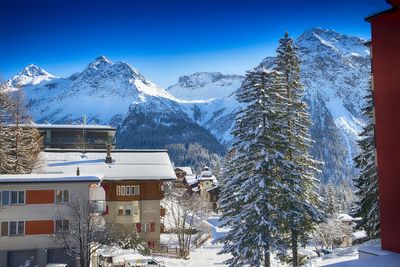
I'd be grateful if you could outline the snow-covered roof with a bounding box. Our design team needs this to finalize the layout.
[96,245,151,265]
[185,175,198,186]
[175,167,194,175]
[192,187,200,192]
[206,185,220,192]
[37,150,176,181]
[34,123,116,131]
[338,213,361,222]
[352,230,367,240]
[0,173,102,183]
[4,123,116,131]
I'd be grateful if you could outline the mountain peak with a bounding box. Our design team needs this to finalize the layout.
[296,28,369,57]
[21,64,53,78]
[8,64,55,87]
[88,55,113,69]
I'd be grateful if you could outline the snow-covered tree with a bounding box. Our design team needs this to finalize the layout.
[352,79,380,239]
[0,90,42,174]
[274,32,322,266]
[0,87,11,173]
[313,217,353,250]
[321,182,342,216]
[219,69,290,267]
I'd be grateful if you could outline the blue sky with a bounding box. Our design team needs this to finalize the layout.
[0,0,389,87]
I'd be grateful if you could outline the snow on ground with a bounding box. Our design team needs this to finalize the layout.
[156,214,370,267]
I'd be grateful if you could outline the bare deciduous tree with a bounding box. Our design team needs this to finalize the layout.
[53,195,113,267]
[313,217,353,251]
[167,193,211,258]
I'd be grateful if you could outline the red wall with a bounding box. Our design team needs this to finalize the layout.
[369,5,400,253]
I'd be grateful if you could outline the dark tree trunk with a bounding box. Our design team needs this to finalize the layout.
[292,229,299,267]
[264,245,270,267]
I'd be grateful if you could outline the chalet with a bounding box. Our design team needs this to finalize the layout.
[37,147,176,251]
[0,173,104,267]
[197,166,218,200]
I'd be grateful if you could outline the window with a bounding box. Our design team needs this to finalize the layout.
[133,185,140,195]
[10,191,24,204]
[9,221,24,236]
[142,223,150,232]
[126,186,131,195]
[133,205,139,215]
[116,186,121,196]
[118,207,124,216]
[55,190,69,203]
[1,191,9,205]
[125,208,131,216]
[55,220,69,233]
[120,186,125,196]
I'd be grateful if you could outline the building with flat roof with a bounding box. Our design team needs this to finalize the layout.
[0,173,104,267]
[33,123,116,149]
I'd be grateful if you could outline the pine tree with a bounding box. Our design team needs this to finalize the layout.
[219,69,289,267]
[1,90,42,174]
[274,32,322,266]
[353,78,380,239]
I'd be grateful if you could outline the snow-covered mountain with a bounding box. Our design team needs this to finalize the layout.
[3,28,370,183]
[2,56,225,162]
[7,64,55,89]
[169,28,371,183]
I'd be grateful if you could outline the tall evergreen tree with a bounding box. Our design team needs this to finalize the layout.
[219,69,289,267]
[274,32,322,266]
[353,79,380,239]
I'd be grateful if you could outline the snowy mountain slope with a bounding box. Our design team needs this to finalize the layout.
[2,56,225,158]
[167,72,243,100]
[168,28,370,183]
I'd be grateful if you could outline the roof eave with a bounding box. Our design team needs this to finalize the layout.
[365,7,397,22]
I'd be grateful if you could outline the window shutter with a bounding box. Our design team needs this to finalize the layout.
[150,223,155,232]
[1,222,8,236]
[104,205,109,215]
[136,223,142,233]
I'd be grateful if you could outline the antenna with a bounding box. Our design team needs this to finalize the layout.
[82,115,87,153]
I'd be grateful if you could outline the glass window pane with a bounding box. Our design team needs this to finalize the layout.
[56,190,62,203]
[126,186,130,195]
[18,221,24,234]
[1,191,9,205]
[56,220,63,232]
[121,186,125,196]
[125,208,131,216]
[10,222,16,235]
[11,191,18,204]
[63,220,69,231]
[63,190,69,203]
[18,191,25,204]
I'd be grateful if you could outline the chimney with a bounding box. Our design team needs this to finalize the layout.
[105,143,112,164]
[76,167,80,176]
